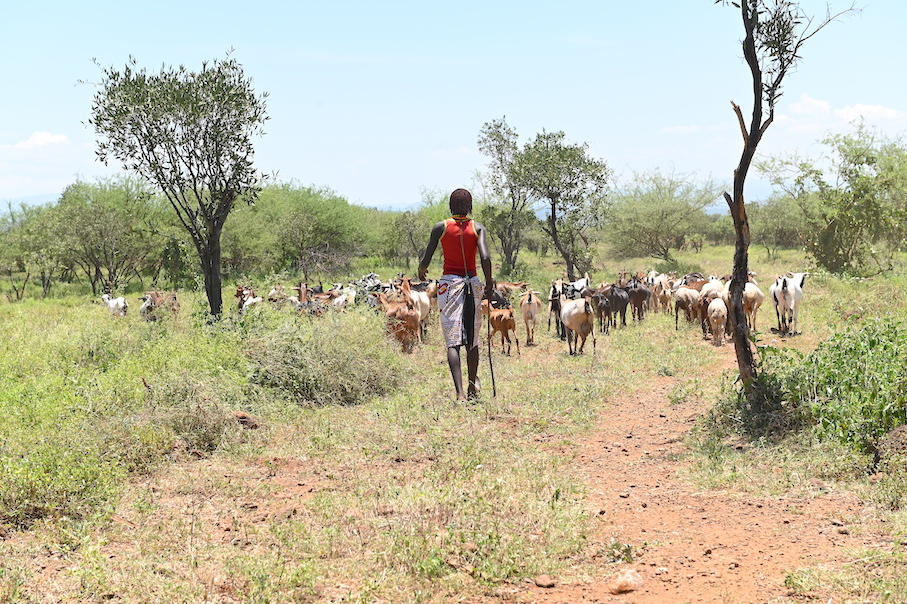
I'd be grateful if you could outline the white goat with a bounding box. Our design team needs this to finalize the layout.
[332,286,358,312]
[100,293,129,317]
[559,293,596,355]
[519,290,542,346]
[708,298,728,346]
[410,288,431,341]
[769,272,808,336]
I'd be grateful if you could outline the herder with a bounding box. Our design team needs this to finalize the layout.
[418,188,494,400]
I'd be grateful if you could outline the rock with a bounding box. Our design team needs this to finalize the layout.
[608,568,644,594]
[534,574,556,588]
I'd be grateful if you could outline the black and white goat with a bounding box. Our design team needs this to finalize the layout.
[769,272,808,336]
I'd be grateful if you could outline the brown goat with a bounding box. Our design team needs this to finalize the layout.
[488,307,520,356]
[378,278,420,353]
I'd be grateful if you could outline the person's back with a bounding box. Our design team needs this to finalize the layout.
[439,216,478,277]
[418,189,494,400]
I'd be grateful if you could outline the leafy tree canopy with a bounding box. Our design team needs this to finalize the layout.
[88,52,268,315]
[608,171,720,262]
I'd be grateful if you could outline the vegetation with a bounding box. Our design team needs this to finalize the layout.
[608,170,719,262]
[517,130,611,281]
[3,11,906,596]
[476,118,537,276]
[1,236,907,601]
[759,124,907,275]
[88,53,269,316]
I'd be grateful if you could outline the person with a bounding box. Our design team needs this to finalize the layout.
[418,188,494,400]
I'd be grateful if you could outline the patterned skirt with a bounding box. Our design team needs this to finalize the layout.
[438,275,483,349]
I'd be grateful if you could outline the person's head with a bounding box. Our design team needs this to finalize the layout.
[449,188,473,216]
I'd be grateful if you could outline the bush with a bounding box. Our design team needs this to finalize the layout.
[245,310,403,406]
[712,319,907,453]
[0,435,122,527]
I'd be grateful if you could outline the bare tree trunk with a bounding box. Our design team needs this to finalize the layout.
[726,189,757,386]
[200,224,224,317]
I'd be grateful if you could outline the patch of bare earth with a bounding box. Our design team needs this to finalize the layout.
[521,342,875,604]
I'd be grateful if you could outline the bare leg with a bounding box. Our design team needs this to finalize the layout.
[447,346,466,400]
[466,344,480,398]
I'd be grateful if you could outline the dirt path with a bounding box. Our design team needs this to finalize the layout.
[522,343,873,604]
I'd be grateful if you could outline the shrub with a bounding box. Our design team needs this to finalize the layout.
[712,319,907,453]
[0,435,122,527]
[245,310,402,406]
[790,319,907,453]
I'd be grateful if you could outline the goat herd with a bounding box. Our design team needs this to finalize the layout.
[96,269,809,356]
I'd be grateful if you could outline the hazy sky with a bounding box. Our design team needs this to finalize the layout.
[2,1,904,210]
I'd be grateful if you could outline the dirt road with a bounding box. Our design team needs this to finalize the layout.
[523,345,872,603]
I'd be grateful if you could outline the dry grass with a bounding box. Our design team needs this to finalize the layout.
[4,246,907,602]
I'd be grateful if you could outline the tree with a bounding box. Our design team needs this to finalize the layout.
[759,124,907,274]
[747,192,807,261]
[476,118,536,275]
[274,185,367,280]
[54,177,164,294]
[718,0,856,386]
[517,130,610,281]
[608,171,719,262]
[88,53,269,316]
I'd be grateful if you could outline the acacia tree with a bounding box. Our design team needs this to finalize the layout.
[89,54,269,316]
[719,0,855,386]
[517,130,610,281]
[477,117,536,275]
[609,171,719,262]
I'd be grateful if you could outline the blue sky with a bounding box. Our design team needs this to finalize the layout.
[2,1,904,210]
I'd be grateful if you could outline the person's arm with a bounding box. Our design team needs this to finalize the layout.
[475,222,494,298]
[418,221,445,281]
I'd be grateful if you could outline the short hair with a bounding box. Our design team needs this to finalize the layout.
[449,188,473,215]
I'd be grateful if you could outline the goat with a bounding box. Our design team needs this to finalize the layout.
[564,273,592,299]
[235,285,263,316]
[708,298,728,346]
[559,292,596,355]
[289,283,322,316]
[139,291,180,321]
[519,290,542,346]
[770,272,808,336]
[673,286,700,329]
[331,285,358,312]
[489,306,520,355]
[409,287,431,342]
[100,293,128,317]
[627,277,651,321]
[650,273,672,313]
[377,278,420,353]
[607,286,630,328]
[722,279,765,331]
[547,279,566,340]
[590,285,612,334]
[267,284,288,303]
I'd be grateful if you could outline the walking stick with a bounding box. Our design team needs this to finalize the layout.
[486,293,497,397]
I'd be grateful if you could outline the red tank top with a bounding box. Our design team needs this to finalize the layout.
[440,217,478,276]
